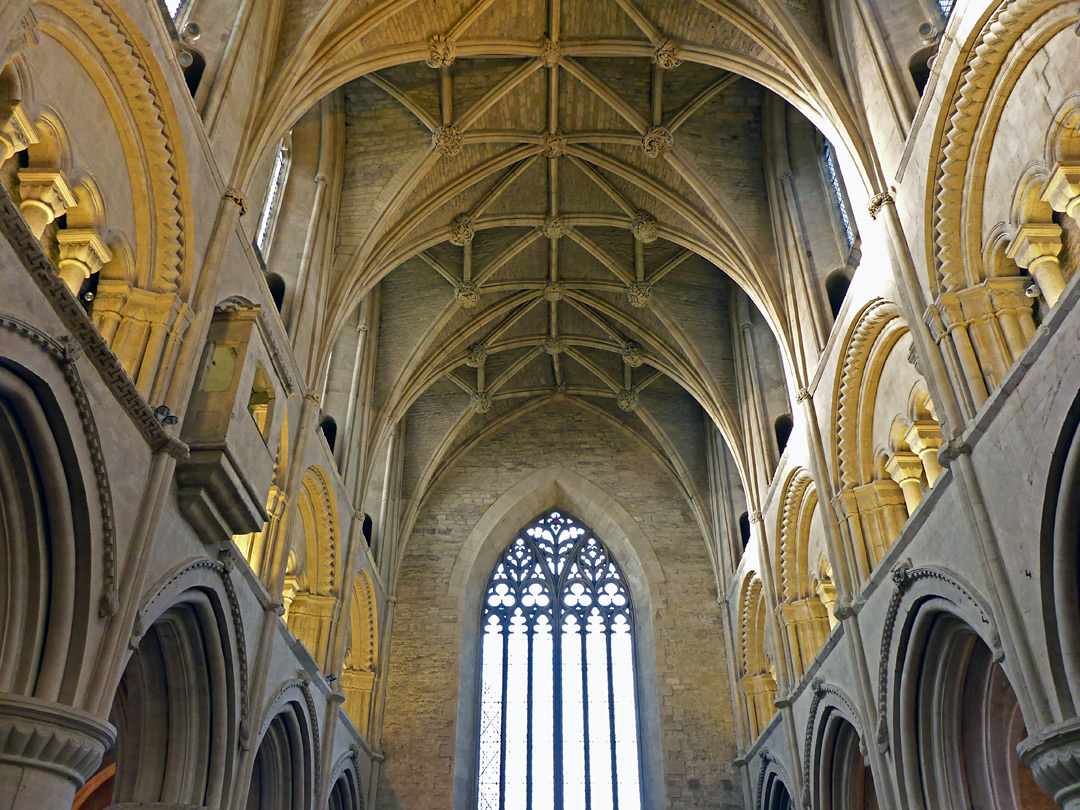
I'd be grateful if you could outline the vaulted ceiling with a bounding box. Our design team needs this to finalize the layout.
[252,0,856,553]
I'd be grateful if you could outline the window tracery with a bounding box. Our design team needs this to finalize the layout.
[477,511,642,810]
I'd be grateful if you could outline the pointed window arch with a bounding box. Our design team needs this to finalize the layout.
[254,136,292,260]
[477,510,643,810]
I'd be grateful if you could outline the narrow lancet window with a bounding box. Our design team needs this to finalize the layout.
[254,138,291,259]
[937,0,956,17]
[823,142,854,248]
[478,511,642,810]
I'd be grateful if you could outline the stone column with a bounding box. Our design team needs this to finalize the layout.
[0,694,114,810]
[884,451,925,514]
[1007,224,1066,307]
[287,592,337,668]
[17,169,75,238]
[341,668,375,737]
[1019,718,1080,809]
[1042,164,1080,221]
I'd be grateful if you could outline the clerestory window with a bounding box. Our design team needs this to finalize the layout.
[823,141,855,248]
[254,137,292,260]
[937,0,956,17]
[477,511,642,810]
[162,0,189,20]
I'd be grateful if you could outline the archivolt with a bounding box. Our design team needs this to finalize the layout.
[775,468,816,601]
[298,465,339,594]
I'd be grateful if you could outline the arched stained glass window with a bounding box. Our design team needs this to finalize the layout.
[478,511,642,810]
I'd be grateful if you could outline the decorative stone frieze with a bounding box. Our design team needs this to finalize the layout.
[642,125,673,158]
[0,694,115,806]
[426,34,455,68]
[17,169,76,238]
[454,280,480,308]
[55,228,111,294]
[1006,223,1066,306]
[630,209,659,243]
[627,282,653,308]
[449,214,475,246]
[652,38,682,69]
[432,124,464,157]
[0,100,38,165]
[621,342,645,367]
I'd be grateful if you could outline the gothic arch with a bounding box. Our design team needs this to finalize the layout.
[805,682,879,810]
[449,466,665,810]
[739,574,777,741]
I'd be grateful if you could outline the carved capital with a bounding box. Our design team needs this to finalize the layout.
[1007,223,1066,305]
[748,510,763,524]
[1018,719,1080,808]
[1042,164,1080,220]
[0,100,39,164]
[867,191,894,220]
[795,387,811,403]
[56,228,112,294]
[17,169,76,238]
[0,694,115,787]
[223,187,247,216]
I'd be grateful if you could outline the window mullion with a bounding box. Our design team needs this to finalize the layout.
[606,623,619,810]
[499,621,510,810]
[553,604,563,810]
[526,621,534,810]
[581,618,592,810]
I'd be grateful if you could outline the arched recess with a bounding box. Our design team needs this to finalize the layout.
[739,574,777,742]
[20,0,194,399]
[759,755,795,810]
[806,687,879,810]
[0,337,106,705]
[774,468,831,681]
[447,466,665,810]
[327,764,362,810]
[246,687,318,810]
[1041,385,1080,718]
[109,563,243,808]
[884,568,1054,810]
[832,299,944,586]
[342,570,378,737]
[286,466,340,669]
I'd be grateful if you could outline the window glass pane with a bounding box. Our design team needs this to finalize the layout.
[824,142,854,247]
[255,142,289,254]
[479,511,642,810]
[163,0,186,19]
[938,0,955,16]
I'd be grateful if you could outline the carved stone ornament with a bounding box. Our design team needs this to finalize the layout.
[449,214,476,246]
[748,510,763,524]
[891,560,913,586]
[630,210,659,243]
[867,191,895,220]
[224,187,247,216]
[432,124,464,157]
[543,282,564,302]
[796,387,811,402]
[542,337,566,356]
[652,38,683,69]
[0,693,116,787]
[541,129,566,158]
[622,342,645,367]
[426,33,455,68]
[627,282,653,308]
[465,342,488,367]
[540,37,561,68]
[542,214,567,239]
[642,125,674,159]
[617,389,639,412]
[1019,717,1080,808]
[470,391,493,414]
[454,281,480,308]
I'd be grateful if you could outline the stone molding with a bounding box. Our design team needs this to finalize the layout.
[0,694,115,786]
[0,187,188,461]
[802,679,864,797]
[0,313,119,615]
[1019,717,1080,808]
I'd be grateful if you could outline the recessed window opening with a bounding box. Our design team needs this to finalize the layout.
[254,138,291,259]
[266,273,286,311]
[182,50,205,97]
[826,272,851,319]
[738,512,751,550]
[319,415,337,454]
[823,142,854,248]
[247,363,275,441]
[774,414,793,456]
[477,511,643,810]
